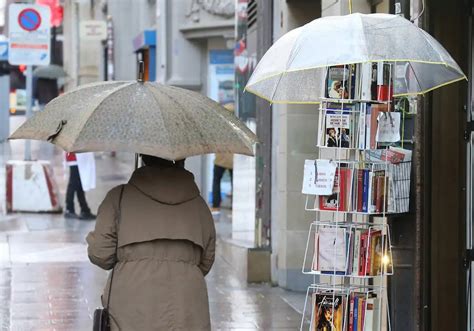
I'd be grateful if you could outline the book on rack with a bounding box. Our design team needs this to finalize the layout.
[311,292,345,331]
[348,294,381,331]
[312,232,320,271]
[352,230,362,275]
[364,297,381,331]
[353,229,391,277]
[319,168,353,211]
[320,105,359,149]
[357,103,367,150]
[363,147,412,213]
[311,226,391,277]
[318,227,348,274]
[363,146,411,164]
[326,65,356,100]
[325,112,351,148]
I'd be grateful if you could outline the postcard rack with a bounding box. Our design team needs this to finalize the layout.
[300,62,412,331]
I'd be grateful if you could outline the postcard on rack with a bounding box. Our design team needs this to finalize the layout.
[302,160,337,196]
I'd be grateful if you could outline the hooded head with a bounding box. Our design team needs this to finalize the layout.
[129,155,199,205]
[141,154,185,168]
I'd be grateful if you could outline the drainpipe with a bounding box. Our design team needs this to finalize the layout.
[410,0,429,330]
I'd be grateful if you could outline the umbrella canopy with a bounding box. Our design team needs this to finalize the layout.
[245,13,466,104]
[33,64,67,79]
[10,81,257,160]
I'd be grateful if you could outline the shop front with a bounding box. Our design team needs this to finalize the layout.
[133,30,156,82]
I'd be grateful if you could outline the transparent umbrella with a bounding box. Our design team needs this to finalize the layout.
[10,79,257,160]
[245,13,467,104]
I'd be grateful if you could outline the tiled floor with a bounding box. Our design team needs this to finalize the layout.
[0,119,304,330]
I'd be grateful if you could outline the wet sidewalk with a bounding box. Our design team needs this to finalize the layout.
[0,119,303,330]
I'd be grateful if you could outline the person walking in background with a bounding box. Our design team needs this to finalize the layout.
[33,77,59,111]
[87,155,215,330]
[212,153,233,213]
[65,152,96,220]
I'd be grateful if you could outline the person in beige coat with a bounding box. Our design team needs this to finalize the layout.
[86,155,216,331]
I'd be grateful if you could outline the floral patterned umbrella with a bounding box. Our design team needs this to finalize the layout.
[10,80,257,160]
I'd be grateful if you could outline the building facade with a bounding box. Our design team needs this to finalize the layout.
[238,1,474,331]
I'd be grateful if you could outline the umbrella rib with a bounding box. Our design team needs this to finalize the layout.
[160,86,212,154]
[143,84,176,157]
[358,14,371,63]
[268,27,307,102]
[166,86,255,152]
[418,29,446,64]
[71,82,135,151]
[407,61,424,93]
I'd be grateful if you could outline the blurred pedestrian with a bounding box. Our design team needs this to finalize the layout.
[87,155,215,330]
[211,103,234,213]
[65,152,96,220]
[211,153,233,212]
[33,77,59,111]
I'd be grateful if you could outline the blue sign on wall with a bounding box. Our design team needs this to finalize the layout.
[0,41,8,61]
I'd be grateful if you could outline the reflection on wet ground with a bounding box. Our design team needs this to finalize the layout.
[0,123,303,330]
[0,212,303,331]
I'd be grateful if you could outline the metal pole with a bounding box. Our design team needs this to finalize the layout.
[24,65,33,161]
[0,73,10,142]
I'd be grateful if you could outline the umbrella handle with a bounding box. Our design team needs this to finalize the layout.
[47,120,67,142]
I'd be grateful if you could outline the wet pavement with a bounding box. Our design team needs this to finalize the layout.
[0,116,303,331]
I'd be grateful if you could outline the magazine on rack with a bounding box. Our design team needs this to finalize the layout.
[312,292,345,331]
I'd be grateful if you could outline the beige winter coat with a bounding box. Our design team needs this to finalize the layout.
[86,166,216,331]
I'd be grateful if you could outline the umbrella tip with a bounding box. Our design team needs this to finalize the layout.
[137,61,145,82]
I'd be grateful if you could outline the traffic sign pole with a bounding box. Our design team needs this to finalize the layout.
[0,73,9,143]
[24,65,33,161]
[0,40,9,143]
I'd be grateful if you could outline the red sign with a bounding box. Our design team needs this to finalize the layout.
[36,0,63,27]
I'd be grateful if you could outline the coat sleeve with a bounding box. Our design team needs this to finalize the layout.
[86,186,122,270]
[198,200,216,276]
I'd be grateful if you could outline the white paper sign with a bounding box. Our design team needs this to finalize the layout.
[80,21,107,41]
[376,112,401,143]
[302,159,337,195]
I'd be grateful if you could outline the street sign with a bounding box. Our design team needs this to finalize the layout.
[0,41,8,61]
[18,8,42,31]
[79,20,107,41]
[8,4,51,66]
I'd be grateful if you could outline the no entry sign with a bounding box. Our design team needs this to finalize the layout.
[8,4,51,66]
